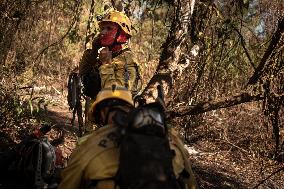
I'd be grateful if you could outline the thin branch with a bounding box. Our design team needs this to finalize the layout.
[224,138,249,153]
[252,166,284,189]
[233,26,256,69]
[32,0,81,65]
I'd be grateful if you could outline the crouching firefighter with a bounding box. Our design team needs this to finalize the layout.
[79,10,141,132]
[58,87,198,189]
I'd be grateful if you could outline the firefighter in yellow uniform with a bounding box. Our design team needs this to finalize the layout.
[59,87,198,189]
[79,10,140,132]
[79,10,140,97]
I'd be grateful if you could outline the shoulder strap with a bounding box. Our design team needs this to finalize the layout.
[34,142,44,188]
[112,48,130,59]
[122,52,141,95]
[67,72,81,110]
[123,56,130,89]
[112,48,131,89]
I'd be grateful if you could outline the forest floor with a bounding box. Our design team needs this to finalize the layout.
[1,88,284,189]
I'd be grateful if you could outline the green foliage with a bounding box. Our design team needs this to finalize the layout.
[0,86,25,128]
[68,28,81,43]
[0,80,51,129]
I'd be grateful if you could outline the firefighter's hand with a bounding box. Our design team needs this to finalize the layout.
[92,36,102,51]
[98,47,112,64]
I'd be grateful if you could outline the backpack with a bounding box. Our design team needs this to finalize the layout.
[0,125,62,189]
[67,72,82,109]
[17,138,56,188]
[81,71,101,99]
[115,101,182,189]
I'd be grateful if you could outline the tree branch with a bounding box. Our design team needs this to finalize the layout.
[247,16,284,85]
[168,92,267,117]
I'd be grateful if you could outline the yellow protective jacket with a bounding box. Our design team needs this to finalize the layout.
[79,47,140,96]
[99,49,140,94]
[58,125,197,189]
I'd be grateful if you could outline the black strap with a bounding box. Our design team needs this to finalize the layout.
[132,63,142,95]
[34,142,44,188]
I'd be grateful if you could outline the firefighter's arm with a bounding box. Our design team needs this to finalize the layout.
[98,47,112,64]
[79,35,103,76]
[58,149,87,189]
[170,129,198,189]
[79,49,98,76]
[98,47,125,88]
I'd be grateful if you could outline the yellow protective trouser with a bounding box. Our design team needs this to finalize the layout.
[84,97,96,133]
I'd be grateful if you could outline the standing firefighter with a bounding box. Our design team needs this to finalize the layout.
[79,10,141,99]
[80,10,141,132]
[58,87,198,189]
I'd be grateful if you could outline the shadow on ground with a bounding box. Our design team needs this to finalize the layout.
[193,163,246,189]
[45,109,81,133]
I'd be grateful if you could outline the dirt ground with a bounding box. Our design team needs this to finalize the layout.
[1,93,283,189]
